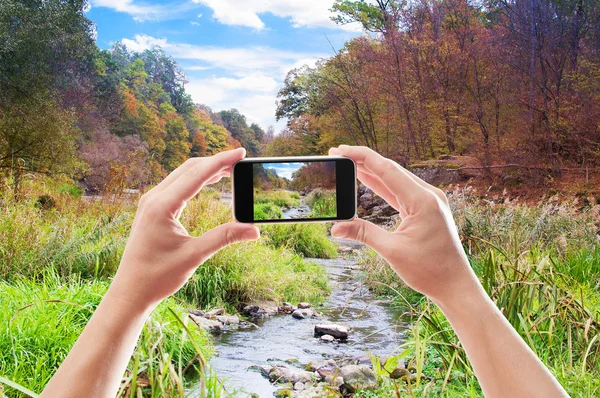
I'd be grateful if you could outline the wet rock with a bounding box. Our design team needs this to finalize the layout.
[358,192,374,209]
[297,302,312,309]
[324,375,344,388]
[389,368,410,380]
[189,314,223,333]
[215,315,239,325]
[248,365,271,378]
[269,366,314,384]
[279,302,295,313]
[242,302,279,318]
[188,309,204,317]
[314,324,349,340]
[320,334,335,342]
[315,359,338,379]
[204,308,225,318]
[339,365,378,393]
[292,308,318,319]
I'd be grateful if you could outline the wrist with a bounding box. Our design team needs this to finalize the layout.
[432,280,495,322]
[105,279,158,318]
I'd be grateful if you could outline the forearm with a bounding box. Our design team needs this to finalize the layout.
[435,284,568,398]
[41,285,154,398]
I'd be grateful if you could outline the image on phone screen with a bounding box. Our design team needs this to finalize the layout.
[253,161,337,221]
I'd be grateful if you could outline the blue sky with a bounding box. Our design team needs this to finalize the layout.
[263,162,303,179]
[87,0,362,131]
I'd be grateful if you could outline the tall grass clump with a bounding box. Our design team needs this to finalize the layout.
[0,271,214,397]
[254,190,299,209]
[306,189,337,218]
[262,223,338,259]
[356,192,600,396]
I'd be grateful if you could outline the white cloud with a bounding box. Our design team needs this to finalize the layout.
[122,34,326,129]
[192,0,362,32]
[90,0,193,22]
[122,34,326,73]
[190,21,200,26]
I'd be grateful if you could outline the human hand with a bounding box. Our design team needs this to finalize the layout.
[108,148,260,313]
[329,145,483,306]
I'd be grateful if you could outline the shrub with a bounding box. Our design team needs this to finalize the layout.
[254,202,282,221]
[262,223,338,259]
[0,271,211,397]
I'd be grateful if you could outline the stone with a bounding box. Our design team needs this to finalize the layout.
[298,302,312,309]
[315,360,338,378]
[389,368,410,380]
[242,302,279,318]
[324,375,344,388]
[215,315,239,325]
[359,192,374,209]
[294,382,305,391]
[248,365,271,378]
[339,365,378,393]
[189,314,223,333]
[204,308,225,318]
[292,308,315,319]
[279,302,295,313]
[269,366,314,384]
[314,324,349,340]
[320,334,335,342]
[188,309,204,317]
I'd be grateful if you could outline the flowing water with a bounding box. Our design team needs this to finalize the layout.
[205,239,406,397]
[281,198,312,219]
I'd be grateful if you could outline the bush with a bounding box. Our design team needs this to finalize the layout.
[263,223,338,259]
[306,189,336,218]
[356,194,600,397]
[254,190,299,209]
[0,271,211,397]
[254,202,283,221]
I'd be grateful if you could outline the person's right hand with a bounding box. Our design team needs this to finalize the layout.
[329,145,484,306]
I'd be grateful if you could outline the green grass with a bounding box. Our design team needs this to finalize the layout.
[253,202,283,221]
[262,223,338,259]
[306,189,337,218]
[0,270,213,397]
[356,194,600,397]
[254,190,300,209]
[0,179,334,396]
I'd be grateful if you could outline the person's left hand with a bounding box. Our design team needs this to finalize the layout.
[108,148,260,313]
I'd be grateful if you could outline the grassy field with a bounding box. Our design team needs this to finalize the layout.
[354,190,600,397]
[0,179,334,397]
[253,189,337,221]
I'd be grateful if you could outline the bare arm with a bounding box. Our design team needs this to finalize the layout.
[41,148,260,398]
[329,145,567,398]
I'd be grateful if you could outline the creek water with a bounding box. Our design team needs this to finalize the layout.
[281,197,311,219]
[204,238,406,397]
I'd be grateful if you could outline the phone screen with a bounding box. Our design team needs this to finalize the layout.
[253,161,337,221]
[233,156,356,223]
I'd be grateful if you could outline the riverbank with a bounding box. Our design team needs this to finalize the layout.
[0,184,335,397]
[204,242,406,397]
[353,188,600,396]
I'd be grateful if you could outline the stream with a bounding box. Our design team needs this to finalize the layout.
[281,197,312,219]
[205,238,406,397]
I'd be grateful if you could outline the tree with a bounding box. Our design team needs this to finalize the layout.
[0,0,95,191]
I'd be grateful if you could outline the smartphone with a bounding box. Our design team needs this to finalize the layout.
[232,156,357,223]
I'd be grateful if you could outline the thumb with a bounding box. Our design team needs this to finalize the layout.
[332,218,393,256]
[186,222,260,267]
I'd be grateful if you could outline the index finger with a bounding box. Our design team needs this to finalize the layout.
[162,148,246,210]
[333,145,424,208]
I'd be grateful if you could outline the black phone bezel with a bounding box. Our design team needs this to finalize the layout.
[233,157,356,223]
